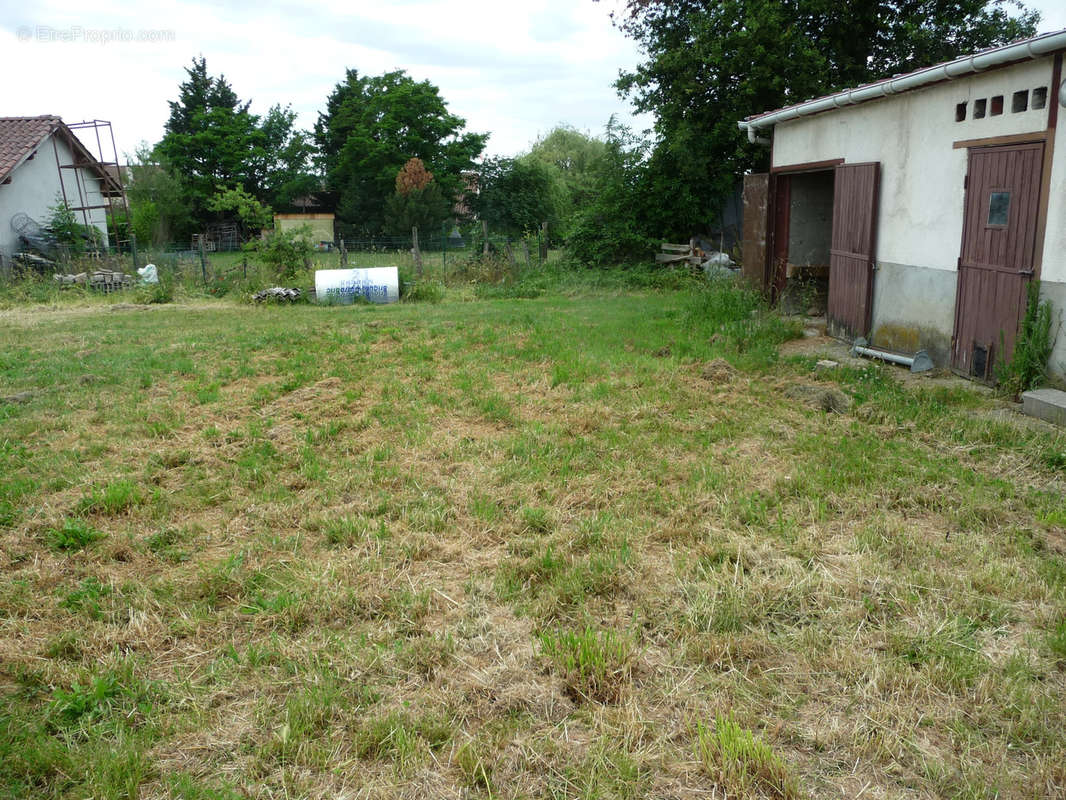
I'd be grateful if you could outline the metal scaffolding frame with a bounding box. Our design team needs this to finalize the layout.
[50,119,129,255]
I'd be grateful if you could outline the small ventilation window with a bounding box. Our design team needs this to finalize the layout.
[1012,90,1029,113]
[1033,86,1048,109]
[991,95,1004,115]
[956,101,968,122]
[988,191,1010,227]
[973,98,987,118]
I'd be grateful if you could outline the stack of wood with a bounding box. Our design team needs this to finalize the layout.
[656,239,737,272]
[656,239,707,267]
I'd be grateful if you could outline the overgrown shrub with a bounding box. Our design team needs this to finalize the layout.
[134,266,174,304]
[683,276,802,365]
[47,202,103,258]
[249,225,314,280]
[401,279,445,303]
[999,280,1056,398]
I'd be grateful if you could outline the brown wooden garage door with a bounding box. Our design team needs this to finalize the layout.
[827,163,880,339]
[951,142,1044,379]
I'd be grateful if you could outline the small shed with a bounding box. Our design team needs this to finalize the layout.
[739,29,1066,381]
[274,213,335,246]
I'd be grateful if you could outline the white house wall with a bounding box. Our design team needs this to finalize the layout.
[0,133,110,265]
[1040,93,1066,376]
[771,56,1059,369]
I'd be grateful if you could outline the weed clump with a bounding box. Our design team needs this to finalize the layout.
[45,518,105,551]
[696,714,803,799]
[539,628,633,703]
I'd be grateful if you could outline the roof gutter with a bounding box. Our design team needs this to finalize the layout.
[739,29,1066,142]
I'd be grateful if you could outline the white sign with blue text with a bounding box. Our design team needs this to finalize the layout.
[315,267,399,304]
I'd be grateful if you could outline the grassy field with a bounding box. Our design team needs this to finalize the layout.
[1,276,1065,799]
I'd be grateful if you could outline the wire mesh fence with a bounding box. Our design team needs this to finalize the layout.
[2,223,558,295]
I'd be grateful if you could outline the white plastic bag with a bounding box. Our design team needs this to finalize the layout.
[137,264,159,284]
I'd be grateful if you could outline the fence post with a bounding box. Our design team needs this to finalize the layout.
[441,224,447,277]
[340,238,348,268]
[482,220,489,256]
[539,221,548,265]
[504,238,516,269]
[412,225,423,278]
[522,238,531,270]
[242,255,247,279]
[130,232,138,273]
[198,236,207,286]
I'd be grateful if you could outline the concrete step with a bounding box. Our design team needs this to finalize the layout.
[1021,388,1066,427]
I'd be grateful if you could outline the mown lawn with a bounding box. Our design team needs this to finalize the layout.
[1,280,1065,799]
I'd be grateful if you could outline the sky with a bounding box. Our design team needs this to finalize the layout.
[1,0,1065,166]
[0,0,651,163]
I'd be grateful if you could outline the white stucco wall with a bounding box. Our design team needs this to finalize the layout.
[0,133,110,264]
[1041,96,1066,284]
[772,57,1057,274]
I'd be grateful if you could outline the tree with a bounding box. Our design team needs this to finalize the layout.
[609,0,1041,237]
[251,105,318,210]
[126,143,194,245]
[384,158,451,234]
[523,126,606,230]
[315,69,487,232]
[207,187,273,239]
[473,157,563,238]
[156,57,265,224]
[566,119,658,266]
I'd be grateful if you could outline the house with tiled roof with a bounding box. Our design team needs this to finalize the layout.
[0,116,124,267]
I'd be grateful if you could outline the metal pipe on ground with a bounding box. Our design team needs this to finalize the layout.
[850,338,934,373]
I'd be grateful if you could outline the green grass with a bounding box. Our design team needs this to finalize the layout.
[1,268,1064,797]
[44,518,105,551]
[696,714,802,799]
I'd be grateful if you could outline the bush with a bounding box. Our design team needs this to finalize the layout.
[250,225,314,280]
[401,279,445,303]
[999,280,1056,398]
[134,267,174,304]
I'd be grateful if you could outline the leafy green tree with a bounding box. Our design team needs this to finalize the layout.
[126,143,194,245]
[252,105,318,210]
[566,119,658,266]
[315,69,487,232]
[207,187,273,239]
[474,157,562,237]
[384,158,451,235]
[523,126,606,232]
[157,57,265,224]
[610,0,1041,237]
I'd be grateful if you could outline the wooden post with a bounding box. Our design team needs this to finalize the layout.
[130,232,138,272]
[482,220,489,256]
[198,235,207,286]
[504,239,516,269]
[242,255,247,279]
[521,238,531,269]
[340,238,348,268]
[412,225,423,277]
[539,221,549,264]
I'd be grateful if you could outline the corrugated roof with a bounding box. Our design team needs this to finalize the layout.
[0,115,61,184]
[741,29,1066,129]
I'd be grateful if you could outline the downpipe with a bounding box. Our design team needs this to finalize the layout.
[851,338,934,373]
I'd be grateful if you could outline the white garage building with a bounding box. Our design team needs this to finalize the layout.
[739,29,1066,381]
